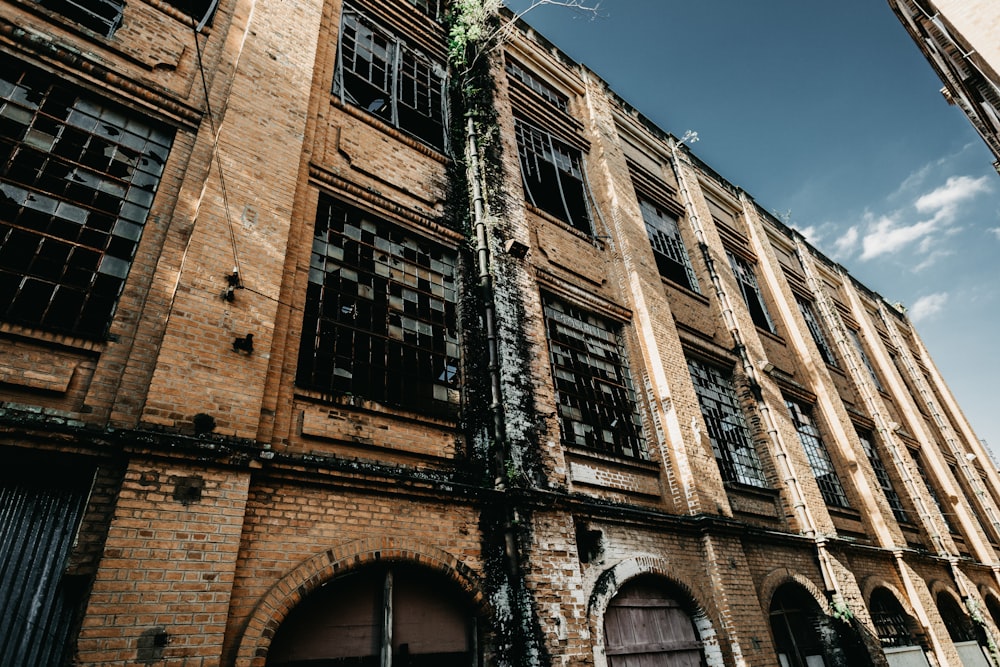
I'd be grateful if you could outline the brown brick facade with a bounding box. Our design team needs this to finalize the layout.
[1,0,999,666]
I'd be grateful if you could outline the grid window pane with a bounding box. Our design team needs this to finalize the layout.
[786,400,850,508]
[296,196,460,416]
[727,250,774,332]
[514,119,592,234]
[37,0,125,37]
[505,59,569,111]
[687,358,768,487]
[849,328,885,392]
[639,198,699,293]
[0,56,173,338]
[543,296,645,459]
[335,9,446,151]
[870,589,918,648]
[796,297,837,367]
[858,430,909,523]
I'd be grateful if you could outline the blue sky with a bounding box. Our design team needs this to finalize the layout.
[505,0,1000,456]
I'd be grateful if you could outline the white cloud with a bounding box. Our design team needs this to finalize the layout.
[833,225,859,258]
[856,175,991,262]
[990,227,1000,241]
[791,224,822,246]
[859,215,937,260]
[914,175,991,221]
[908,292,949,322]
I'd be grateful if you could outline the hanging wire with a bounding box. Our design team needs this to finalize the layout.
[189,9,243,284]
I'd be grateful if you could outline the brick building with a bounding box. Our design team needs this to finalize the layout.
[2,0,1000,666]
[887,0,1000,172]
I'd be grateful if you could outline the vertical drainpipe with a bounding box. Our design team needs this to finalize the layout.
[466,114,520,582]
[667,142,846,609]
[792,237,949,666]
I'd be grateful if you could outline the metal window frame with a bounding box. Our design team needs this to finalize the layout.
[542,295,646,459]
[786,400,851,508]
[334,7,448,151]
[858,430,909,523]
[514,118,593,234]
[0,58,172,339]
[296,195,460,416]
[639,197,699,293]
[687,357,768,488]
[726,250,775,332]
[796,296,837,367]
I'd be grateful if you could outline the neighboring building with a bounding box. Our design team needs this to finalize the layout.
[2,1,1000,666]
[887,0,1000,172]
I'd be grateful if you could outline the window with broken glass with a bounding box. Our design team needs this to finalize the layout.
[333,7,448,151]
[687,358,768,488]
[0,58,173,339]
[543,296,645,459]
[35,0,125,37]
[405,0,441,20]
[786,400,850,508]
[858,429,909,523]
[639,198,699,293]
[796,296,837,367]
[848,328,885,392]
[296,195,460,416]
[914,453,958,534]
[505,58,569,112]
[726,250,774,333]
[514,119,592,234]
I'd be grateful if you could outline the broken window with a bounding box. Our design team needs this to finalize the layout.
[515,119,592,234]
[334,7,448,151]
[786,400,850,508]
[35,0,125,37]
[796,297,837,367]
[914,453,958,534]
[858,429,909,523]
[406,0,441,20]
[848,328,885,392]
[869,588,920,649]
[639,198,699,293]
[505,58,569,112]
[726,250,774,332]
[687,357,768,488]
[0,57,173,339]
[296,195,460,416]
[543,295,645,459]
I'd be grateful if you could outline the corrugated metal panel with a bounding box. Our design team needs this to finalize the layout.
[0,471,90,667]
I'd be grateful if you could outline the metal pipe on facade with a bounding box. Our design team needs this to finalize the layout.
[667,142,846,600]
[465,115,508,486]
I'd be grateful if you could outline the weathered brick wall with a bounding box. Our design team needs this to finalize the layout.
[76,459,250,664]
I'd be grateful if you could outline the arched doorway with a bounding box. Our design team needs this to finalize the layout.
[602,576,706,666]
[769,583,831,667]
[868,587,928,666]
[266,563,478,666]
[936,591,989,667]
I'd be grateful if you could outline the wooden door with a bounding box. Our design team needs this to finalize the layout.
[604,580,703,667]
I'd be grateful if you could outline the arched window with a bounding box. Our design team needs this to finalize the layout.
[870,588,919,648]
[935,590,994,667]
[266,564,477,667]
[603,577,705,666]
[769,584,830,667]
[936,591,976,643]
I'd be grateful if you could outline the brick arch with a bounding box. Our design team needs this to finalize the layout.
[233,536,485,667]
[587,556,725,667]
[758,567,831,615]
[927,577,962,605]
[860,575,919,618]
